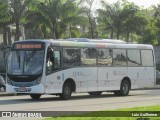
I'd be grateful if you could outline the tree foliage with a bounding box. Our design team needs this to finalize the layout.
[0,0,160,44]
[0,0,11,45]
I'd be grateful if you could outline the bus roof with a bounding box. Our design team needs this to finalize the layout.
[13,39,153,50]
[65,38,126,44]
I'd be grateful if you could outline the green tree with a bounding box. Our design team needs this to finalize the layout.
[78,0,97,38]
[56,0,79,38]
[152,4,160,44]
[97,0,124,39]
[0,0,11,45]
[140,20,157,44]
[97,0,146,41]
[61,0,88,38]
[31,0,85,39]
[141,5,160,45]
[24,0,50,39]
[122,2,147,42]
[9,0,30,41]
[36,0,64,39]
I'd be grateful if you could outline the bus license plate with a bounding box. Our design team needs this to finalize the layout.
[18,87,27,92]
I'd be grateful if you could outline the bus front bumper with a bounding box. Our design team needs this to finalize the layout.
[6,83,45,94]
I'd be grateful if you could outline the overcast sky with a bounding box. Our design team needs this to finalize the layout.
[93,0,160,9]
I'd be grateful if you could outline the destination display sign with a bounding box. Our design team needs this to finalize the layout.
[13,43,44,50]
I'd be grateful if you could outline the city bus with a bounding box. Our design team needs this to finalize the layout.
[6,39,155,100]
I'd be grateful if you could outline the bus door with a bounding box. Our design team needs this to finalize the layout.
[128,67,142,89]
[127,50,142,89]
[97,48,113,91]
[140,50,155,87]
[81,48,98,92]
[87,67,98,91]
[128,49,155,88]
[45,47,62,93]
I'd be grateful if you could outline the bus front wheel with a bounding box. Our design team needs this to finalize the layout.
[114,80,130,96]
[30,94,41,100]
[59,83,72,100]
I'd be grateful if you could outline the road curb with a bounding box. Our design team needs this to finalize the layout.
[0,92,17,97]
[141,86,160,90]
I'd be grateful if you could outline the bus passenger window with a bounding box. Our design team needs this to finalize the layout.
[98,49,112,66]
[81,48,97,66]
[63,48,80,67]
[113,49,127,66]
[54,51,61,69]
[127,50,141,66]
[141,50,154,67]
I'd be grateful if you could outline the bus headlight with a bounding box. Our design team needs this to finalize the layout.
[35,77,42,85]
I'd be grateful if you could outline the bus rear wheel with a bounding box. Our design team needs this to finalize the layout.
[88,91,102,96]
[59,83,72,100]
[114,80,130,96]
[30,94,41,100]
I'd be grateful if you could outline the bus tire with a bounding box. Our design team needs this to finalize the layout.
[59,83,72,100]
[114,80,130,96]
[30,94,41,100]
[88,91,102,96]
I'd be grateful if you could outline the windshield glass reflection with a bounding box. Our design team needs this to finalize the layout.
[8,50,44,75]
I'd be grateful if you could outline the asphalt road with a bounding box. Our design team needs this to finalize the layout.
[0,89,160,118]
[0,89,160,111]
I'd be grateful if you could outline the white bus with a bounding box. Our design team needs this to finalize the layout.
[6,39,155,100]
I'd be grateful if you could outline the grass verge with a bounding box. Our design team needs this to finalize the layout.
[43,105,160,120]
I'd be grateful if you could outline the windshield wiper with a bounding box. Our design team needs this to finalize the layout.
[16,51,21,68]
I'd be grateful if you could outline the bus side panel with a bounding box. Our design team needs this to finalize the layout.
[98,67,127,91]
[45,72,64,93]
[128,67,155,89]
[140,67,155,88]
[45,67,98,93]
[64,67,98,92]
[85,67,98,92]
[128,67,142,89]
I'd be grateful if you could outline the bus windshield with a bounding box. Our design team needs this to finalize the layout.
[8,50,44,75]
